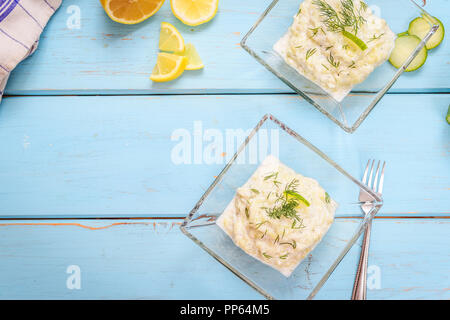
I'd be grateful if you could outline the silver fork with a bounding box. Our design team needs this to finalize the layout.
[351,160,385,300]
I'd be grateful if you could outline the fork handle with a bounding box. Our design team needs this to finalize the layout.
[352,220,372,300]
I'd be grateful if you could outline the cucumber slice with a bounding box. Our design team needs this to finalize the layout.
[447,105,450,125]
[389,35,427,72]
[408,16,445,49]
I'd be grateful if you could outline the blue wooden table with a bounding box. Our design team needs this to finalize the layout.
[0,0,449,299]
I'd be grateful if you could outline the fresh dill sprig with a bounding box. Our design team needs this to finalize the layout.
[359,1,368,12]
[266,198,298,220]
[255,220,267,229]
[327,52,340,68]
[313,0,368,50]
[292,219,306,229]
[245,207,249,218]
[264,172,278,181]
[309,26,325,38]
[322,63,329,71]
[280,239,297,249]
[262,252,272,259]
[279,254,289,259]
[325,192,331,204]
[341,0,366,34]
[348,61,356,68]
[250,188,259,194]
[264,178,309,224]
[274,234,280,244]
[260,229,267,239]
[305,48,317,61]
[368,33,385,42]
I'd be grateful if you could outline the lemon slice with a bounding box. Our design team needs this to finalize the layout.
[150,52,188,82]
[170,0,219,26]
[100,0,165,25]
[179,43,204,70]
[159,22,185,53]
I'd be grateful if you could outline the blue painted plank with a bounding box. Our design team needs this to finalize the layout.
[4,0,450,95]
[0,94,448,218]
[0,218,447,299]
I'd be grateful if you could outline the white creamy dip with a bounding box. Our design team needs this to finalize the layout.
[217,155,338,277]
[274,0,395,102]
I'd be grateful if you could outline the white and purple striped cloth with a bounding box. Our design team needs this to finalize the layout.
[0,0,61,101]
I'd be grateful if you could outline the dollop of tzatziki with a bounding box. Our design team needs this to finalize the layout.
[217,155,338,277]
[274,0,395,102]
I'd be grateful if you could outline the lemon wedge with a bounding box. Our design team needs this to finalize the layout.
[159,22,185,53]
[100,0,165,25]
[150,52,187,82]
[179,43,204,70]
[170,0,219,26]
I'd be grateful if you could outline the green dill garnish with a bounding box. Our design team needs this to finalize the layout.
[327,52,340,68]
[274,234,280,244]
[297,7,302,16]
[255,221,267,229]
[245,207,249,218]
[264,172,278,181]
[282,228,286,239]
[295,45,303,49]
[279,254,289,259]
[264,178,309,234]
[368,33,384,42]
[325,192,331,204]
[262,252,272,259]
[280,240,297,249]
[292,219,306,229]
[273,180,281,187]
[342,44,349,50]
[313,0,368,50]
[261,229,267,239]
[266,199,298,220]
[360,1,368,12]
[250,188,260,194]
[309,27,325,37]
[309,27,320,37]
[348,60,356,68]
[325,45,333,50]
[305,48,317,61]
[322,63,329,71]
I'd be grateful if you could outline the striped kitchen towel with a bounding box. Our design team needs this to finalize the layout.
[0,0,61,101]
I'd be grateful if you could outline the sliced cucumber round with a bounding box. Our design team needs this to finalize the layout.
[447,104,450,125]
[389,35,428,72]
[408,16,445,50]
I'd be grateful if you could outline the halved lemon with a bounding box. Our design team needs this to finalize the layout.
[170,0,219,26]
[159,22,185,53]
[150,52,188,82]
[100,0,165,25]
[179,43,204,70]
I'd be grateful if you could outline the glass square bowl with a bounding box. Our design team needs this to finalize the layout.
[241,0,439,133]
[181,114,383,300]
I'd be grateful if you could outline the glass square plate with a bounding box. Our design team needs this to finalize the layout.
[181,114,383,300]
[241,0,439,133]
